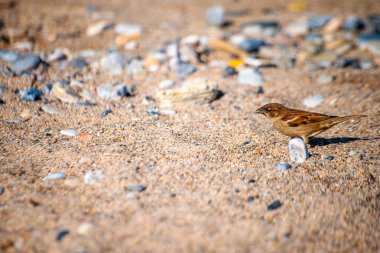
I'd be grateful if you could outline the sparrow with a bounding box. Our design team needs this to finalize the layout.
[255,103,366,143]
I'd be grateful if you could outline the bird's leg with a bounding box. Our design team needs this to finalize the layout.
[302,136,309,144]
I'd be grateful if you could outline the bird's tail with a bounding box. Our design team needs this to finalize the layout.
[328,115,366,125]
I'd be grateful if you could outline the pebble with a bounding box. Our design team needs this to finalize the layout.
[223,66,238,77]
[284,20,308,37]
[0,186,4,195]
[127,185,146,192]
[11,54,41,74]
[160,108,177,116]
[128,58,144,76]
[147,106,160,116]
[206,6,225,26]
[348,150,357,156]
[41,104,63,115]
[0,99,4,105]
[159,80,175,89]
[124,41,138,50]
[289,138,309,163]
[242,21,279,37]
[50,82,81,104]
[70,57,88,69]
[303,94,324,108]
[77,223,94,235]
[96,83,132,100]
[325,156,334,161]
[175,61,196,76]
[238,68,263,86]
[60,129,78,136]
[342,16,366,31]
[84,170,105,184]
[142,96,155,105]
[0,85,7,94]
[267,200,282,211]
[239,39,265,52]
[14,41,33,51]
[86,20,113,36]
[247,196,255,203]
[308,16,332,30]
[274,162,292,171]
[360,59,373,69]
[0,66,14,77]
[114,24,142,36]
[43,172,67,180]
[101,109,112,118]
[47,49,67,62]
[20,87,43,101]
[56,229,69,241]
[317,74,334,84]
[0,50,20,62]
[101,52,129,75]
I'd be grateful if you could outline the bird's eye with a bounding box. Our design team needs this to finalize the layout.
[266,108,272,111]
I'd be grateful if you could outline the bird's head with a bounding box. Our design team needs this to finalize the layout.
[255,103,285,118]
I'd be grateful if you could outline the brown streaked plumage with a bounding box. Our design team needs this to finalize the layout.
[255,103,366,143]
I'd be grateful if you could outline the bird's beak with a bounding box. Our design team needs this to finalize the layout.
[255,108,265,114]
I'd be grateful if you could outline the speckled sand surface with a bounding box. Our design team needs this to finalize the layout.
[0,0,380,252]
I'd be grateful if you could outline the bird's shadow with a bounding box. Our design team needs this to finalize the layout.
[309,137,376,147]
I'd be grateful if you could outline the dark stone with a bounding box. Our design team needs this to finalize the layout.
[223,66,238,77]
[325,156,334,161]
[0,99,4,105]
[248,179,255,184]
[247,196,255,203]
[20,87,43,101]
[56,229,69,241]
[341,16,366,31]
[101,109,112,118]
[0,186,4,195]
[267,200,282,211]
[239,39,265,52]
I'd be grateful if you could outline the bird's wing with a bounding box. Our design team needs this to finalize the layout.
[281,110,336,127]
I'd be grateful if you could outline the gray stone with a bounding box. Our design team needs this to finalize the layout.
[274,162,292,171]
[0,186,4,195]
[0,85,6,94]
[289,138,309,163]
[239,39,265,52]
[43,172,67,180]
[114,24,142,35]
[84,170,105,184]
[238,68,263,86]
[317,74,334,84]
[175,62,196,76]
[60,129,78,136]
[0,50,20,62]
[159,80,175,88]
[96,83,132,100]
[20,87,43,101]
[303,94,324,108]
[127,58,144,76]
[206,6,225,26]
[127,185,146,192]
[11,55,41,74]
[101,52,129,75]
[70,57,88,69]
[41,104,63,115]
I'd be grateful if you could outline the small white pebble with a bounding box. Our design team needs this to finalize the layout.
[60,129,78,136]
